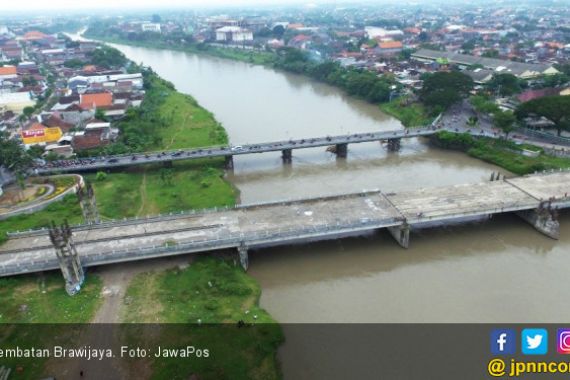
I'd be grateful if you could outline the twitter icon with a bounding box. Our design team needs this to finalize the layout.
[522,329,548,355]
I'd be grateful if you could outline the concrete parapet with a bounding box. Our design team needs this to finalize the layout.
[387,223,410,248]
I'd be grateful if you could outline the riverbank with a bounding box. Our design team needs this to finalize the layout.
[121,256,283,379]
[431,131,570,175]
[0,45,282,378]
[82,31,274,65]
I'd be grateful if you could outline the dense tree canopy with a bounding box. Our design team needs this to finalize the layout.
[420,71,473,110]
[493,110,517,137]
[515,96,570,136]
[273,48,396,104]
[88,46,127,68]
[0,132,32,173]
[487,73,522,96]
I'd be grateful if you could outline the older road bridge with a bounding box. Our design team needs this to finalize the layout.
[36,127,437,174]
[0,170,568,277]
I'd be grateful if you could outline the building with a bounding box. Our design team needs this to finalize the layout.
[365,27,404,39]
[141,23,161,33]
[80,92,113,110]
[411,49,559,79]
[376,41,403,56]
[215,27,253,43]
[0,92,34,113]
[0,66,17,80]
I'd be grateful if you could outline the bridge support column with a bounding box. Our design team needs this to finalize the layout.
[335,143,348,158]
[387,138,401,152]
[282,149,292,164]
[49,220,85,296]
[517,204,560,240]
[387,223,410,248]
[77,182,100,225]
[224,155,234,170]
[237,243,249,271]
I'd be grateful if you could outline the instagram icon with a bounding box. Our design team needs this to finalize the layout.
[558,329,570,354]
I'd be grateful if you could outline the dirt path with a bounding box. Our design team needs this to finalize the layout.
[136,171,147,217]
[45,256,194,379]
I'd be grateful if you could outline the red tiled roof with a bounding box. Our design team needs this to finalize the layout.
[517,88,560,103]
[22,31,49,41]
[379,41,403,49]
[0,66,17,76]
[72,130,110,151]
[80,92,113,109]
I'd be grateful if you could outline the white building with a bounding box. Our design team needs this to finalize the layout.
[0,92,35,113]
[365,27,404,39]
[141,23,161,33]
[215,26,253,43]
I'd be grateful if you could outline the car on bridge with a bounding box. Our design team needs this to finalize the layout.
[231,146,244,152]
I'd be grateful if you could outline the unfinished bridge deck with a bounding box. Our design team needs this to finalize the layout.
[0,171,568,276]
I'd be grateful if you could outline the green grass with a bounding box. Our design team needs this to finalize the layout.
[432,131,570,175]
[153,90,228,150]
[380,98,433,128]
[0,273,102,379]
[87,161,236,220]
[121,257,283,380]
[0,194,83,244]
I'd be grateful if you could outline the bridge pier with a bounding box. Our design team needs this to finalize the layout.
[48,220,85,296]
[387,223,410,248]
[282,149,292,164]
[335,143,348,158]
[237,243,249,271]
[517,204,560,240]
[387,138,401,152]
[224,155,234,170]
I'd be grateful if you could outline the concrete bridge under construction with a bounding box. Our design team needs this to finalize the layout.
[36,127,437,174]
[0,170,568,278]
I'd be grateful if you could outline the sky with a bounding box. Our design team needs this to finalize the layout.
[4,0,343,12]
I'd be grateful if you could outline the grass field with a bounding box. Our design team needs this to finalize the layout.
[153,90,228,150]
[0,273,102,379]
[0,195,83,244]
[380,98,433,128]
[87,160,236,220]
[121,257,283,379]
[432,131,570,175]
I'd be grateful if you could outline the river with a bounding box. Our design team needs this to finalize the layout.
[92,42,569,378]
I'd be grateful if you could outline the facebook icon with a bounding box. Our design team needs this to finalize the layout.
[491,329,516,355]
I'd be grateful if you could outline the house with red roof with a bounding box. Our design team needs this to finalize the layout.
[0,66,17,80]
[79,92,113,110]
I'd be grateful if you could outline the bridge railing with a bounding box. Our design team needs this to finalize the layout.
[0,216,404,276]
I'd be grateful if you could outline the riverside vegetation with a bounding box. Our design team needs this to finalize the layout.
[0,45,282,379]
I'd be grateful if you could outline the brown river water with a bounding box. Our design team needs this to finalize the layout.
[99,41,569,378]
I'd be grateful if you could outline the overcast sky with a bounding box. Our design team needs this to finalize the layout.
[4,0,344,12]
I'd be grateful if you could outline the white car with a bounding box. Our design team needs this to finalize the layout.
[231,146,244,152]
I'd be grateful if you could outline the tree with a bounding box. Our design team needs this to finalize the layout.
[23,106,35,118]
[95,108,108,121]
[420,72,474,110]
[487,74,521,96]
[0,132,31,173]
[515,96,570,136]
[272,25,285,39]
[96,171,107,181]
[493,110,516,137]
